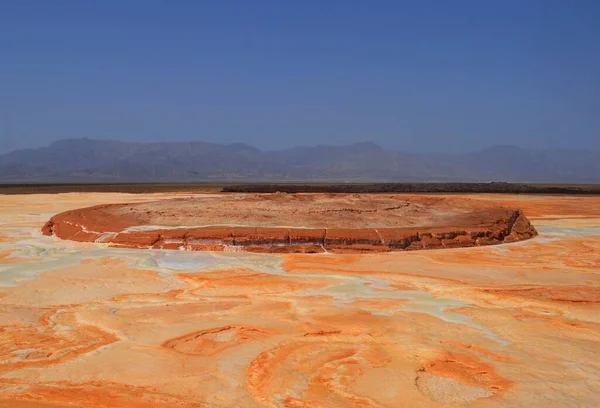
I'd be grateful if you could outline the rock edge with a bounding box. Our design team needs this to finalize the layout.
[41,203,537,254]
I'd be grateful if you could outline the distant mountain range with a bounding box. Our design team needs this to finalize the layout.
[0,138,598,182]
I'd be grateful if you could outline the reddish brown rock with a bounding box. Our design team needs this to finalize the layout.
[41,194,537,253]
[41,220,54,236]
[186,227,234,244]
[289,228,326,245]
[325,228,382,246]
[232,227,289,246]
[418,234,443,250]
[110,231,161,248]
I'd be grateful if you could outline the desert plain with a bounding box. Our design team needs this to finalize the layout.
[0,191,599,407]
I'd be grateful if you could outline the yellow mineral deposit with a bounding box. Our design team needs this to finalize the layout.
[0,192,599,407]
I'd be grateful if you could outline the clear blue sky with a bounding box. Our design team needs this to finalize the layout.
[1,0,599,154]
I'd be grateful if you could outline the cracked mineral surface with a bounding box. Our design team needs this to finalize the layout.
[0,192,598,407]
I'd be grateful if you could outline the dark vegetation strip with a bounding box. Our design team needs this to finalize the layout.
[1,182,600,195]
[222,182,600,195]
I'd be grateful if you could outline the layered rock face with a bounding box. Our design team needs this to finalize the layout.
[42,194,537,253]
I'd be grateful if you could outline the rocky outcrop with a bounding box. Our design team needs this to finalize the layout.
[41,194,537,253]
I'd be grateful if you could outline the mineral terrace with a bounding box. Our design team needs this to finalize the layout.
[41,194,537,253]
[0,192,599,407]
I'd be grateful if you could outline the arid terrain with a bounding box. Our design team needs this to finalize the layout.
[0,192,599,407]
[41,194,537,253]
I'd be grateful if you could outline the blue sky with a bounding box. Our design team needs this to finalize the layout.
[1,0,599,153]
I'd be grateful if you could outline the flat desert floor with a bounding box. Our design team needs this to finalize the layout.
[0,193,599,407]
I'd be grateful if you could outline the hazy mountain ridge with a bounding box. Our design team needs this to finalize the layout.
[0,138,598,182]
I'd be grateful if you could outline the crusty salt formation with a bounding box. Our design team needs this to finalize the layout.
[42,193,537,253]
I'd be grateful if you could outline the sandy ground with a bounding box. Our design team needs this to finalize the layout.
[0,192,599,407]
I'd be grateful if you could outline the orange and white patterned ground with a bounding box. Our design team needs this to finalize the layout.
[0,193,598,407]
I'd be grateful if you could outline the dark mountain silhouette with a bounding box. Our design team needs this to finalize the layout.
[0,138,598,182]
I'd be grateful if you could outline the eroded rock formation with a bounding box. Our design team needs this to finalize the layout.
[42,194,537,253]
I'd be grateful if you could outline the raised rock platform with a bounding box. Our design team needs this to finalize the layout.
[41,194,537,253]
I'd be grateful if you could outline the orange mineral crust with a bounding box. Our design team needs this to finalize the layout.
[41,193,537,253]
[0,192,600,407]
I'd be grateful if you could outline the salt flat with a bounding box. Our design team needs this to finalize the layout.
[0,193,599,407]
